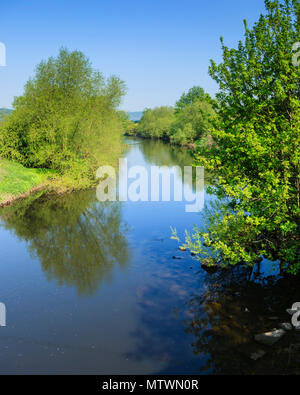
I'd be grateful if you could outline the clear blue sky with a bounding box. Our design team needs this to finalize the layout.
[0,0,267,111]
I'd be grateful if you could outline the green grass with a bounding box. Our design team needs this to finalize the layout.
[0,159,56,203]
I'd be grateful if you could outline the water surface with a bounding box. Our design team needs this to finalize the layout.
[1,138,300,374]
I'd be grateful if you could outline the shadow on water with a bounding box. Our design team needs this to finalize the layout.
[185,267,300,374]
[127,259,300,374]
[0,190,130,296]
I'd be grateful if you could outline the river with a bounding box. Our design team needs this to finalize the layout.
[0,137,299,374]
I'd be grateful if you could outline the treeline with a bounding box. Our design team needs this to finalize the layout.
[0,48,127,188]
[127,86,217,146]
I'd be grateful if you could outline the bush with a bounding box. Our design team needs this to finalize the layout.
[137,106,175,139]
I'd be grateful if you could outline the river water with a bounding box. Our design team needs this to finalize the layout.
[0,138,300,374]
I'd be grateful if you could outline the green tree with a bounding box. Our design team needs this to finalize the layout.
[0,48,126,185]
[175,86,214,113]
[170,100,217,146]
[176,0,300,273]
[137,106,175,139]
[136,88,217,146]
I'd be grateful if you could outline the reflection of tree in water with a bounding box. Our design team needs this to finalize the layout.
[136,137,213,191]
[185,267,300,374]
[0,190,129,295]
[125,255,300,374]
[135,138,202,195]
[138,138,193,168]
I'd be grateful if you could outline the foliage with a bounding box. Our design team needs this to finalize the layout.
[178,0,300,273]
[175,86,214,113]
[0,108,12,118]
[119,111,139,136]
[125,120,139,136]
[135,87,217,146]
[137,106,175,139]
[169,99,217,145]
[0,48,126,186]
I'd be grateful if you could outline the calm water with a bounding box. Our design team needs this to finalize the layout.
[0,138,300,375]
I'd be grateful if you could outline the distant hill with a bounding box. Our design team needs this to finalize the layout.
[127,112,143,122]
[0,108,12,117]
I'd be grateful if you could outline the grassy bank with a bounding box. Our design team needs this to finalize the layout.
[0,159,56,207]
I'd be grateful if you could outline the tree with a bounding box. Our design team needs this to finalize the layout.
[137,106,175,139]
[170,100,217,145]
[176,0,300,274]
[136,87,217,146]
[0,48,126,185]
[175,86,214,113]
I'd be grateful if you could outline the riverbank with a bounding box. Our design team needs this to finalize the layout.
[0,161,95,208]
[0,140,126,208]
[0,159,56,207]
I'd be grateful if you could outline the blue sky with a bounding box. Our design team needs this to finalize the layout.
[0,0,267,111]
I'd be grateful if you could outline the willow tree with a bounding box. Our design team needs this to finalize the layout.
[176,0,300,274]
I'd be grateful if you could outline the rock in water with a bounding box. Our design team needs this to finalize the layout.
[254,329,286,346]
[279,322,293,331]
[179,246,186,251]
